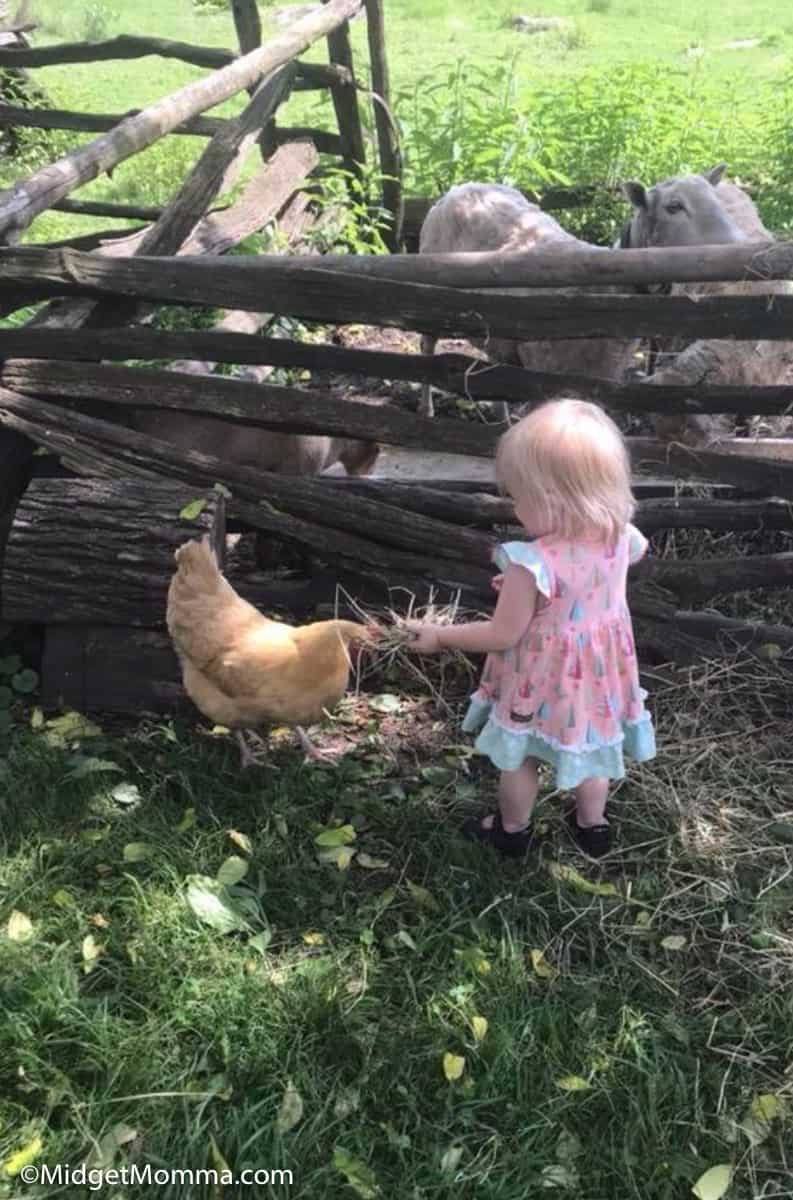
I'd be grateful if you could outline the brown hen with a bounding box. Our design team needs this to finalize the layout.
[166,537,378,766]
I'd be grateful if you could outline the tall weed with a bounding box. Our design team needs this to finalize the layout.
[398,58,790,241]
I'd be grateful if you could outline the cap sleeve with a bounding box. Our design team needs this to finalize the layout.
[627,524,648,565]
[493,541,553,599]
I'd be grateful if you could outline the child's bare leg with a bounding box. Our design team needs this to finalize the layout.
[574,777,609,827]
[481,760,540,832]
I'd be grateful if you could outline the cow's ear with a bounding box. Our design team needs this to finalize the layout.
[622,181,647,209]
[704,163,726,186]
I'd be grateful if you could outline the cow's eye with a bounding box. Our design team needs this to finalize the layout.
[665,201,684,214]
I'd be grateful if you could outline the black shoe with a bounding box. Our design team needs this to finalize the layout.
[566,809,611,859]
[462,812,537,859]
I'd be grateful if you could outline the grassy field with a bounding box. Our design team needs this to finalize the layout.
[7,0,793,241]
[2,654,793,1199]
[2,3,793,1198]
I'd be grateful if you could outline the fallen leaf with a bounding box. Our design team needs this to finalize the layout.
[395,928,417,951]
[85,1121,138,1171]
[369,693,402,715]
[4,1134,43,1177]
[541,1162,580,1190]
[406,881,439,911]
[275,1079,304,1134]
[185,875,250,934]
[471,1016,488,1043]
[420,765,456,787]
[357,853,389,870]
[248,930,271,955]
[122,842,152,863]
[661,935,688,952]
[216,856,249,887]
[556,1075,591,1092]
[81,934,104,973]
[176,807,196,833]
[317,845,356,870]
[302,931,325,946]
[332,1148,380,1199]
[30,706,44,730]
[757,642,782,662]
[455,946,492,975]
[442,1053,465,1082]
[63,757,122,782]
[112,783,142,806]
[691,1164,733,1200]
[315,824,357,848]
[12,668,39,694]
[750,1093,784,1122]
[440,1145,463,1174]
[88,913,110,929]
[51,889,74,909]
[333,1088,360,1119]
[548,863,618,897]
[530,948,558,980]
[179,498,207,520]
[209,1134,231,1176]
[7,910,34,943]
[44,710,102,747]
[228,829,253,855]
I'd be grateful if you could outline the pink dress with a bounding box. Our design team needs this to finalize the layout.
[462,525,656,788]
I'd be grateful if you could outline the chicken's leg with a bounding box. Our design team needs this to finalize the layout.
[235,729,268,769]
[295,725,340,765]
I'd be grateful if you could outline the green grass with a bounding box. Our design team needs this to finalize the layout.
[6,0,793,243]
[1,658,792,1198]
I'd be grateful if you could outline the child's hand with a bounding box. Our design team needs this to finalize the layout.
[491,573,504,593]
[404,620,443,654]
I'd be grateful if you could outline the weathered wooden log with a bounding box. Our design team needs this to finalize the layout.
[99,144,317,261]
[0,103,227,138]
[4,248,793,341]
[364,0,402,249]
[637,552,793,603]
[0,0,363,241]
[628,437,793,499]
[73,65,297,332]
[0,33,236,69]
[232,0,263,55]
[40,227,148,253]
[0,33,351,87]
[636,497,793,533]
[1,479,225,626]
[325,9,366,176]
[1,358,499,458]
[273,124,343,155]
[240,235,793,290]
[0,386,497,576]
[168,189,316,373]
[4,323,793,420]
[40,625,187,713]
[53,197,168,221]
[325,480,793,534]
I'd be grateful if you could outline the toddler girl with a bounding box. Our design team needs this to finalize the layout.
[408,399,656,859]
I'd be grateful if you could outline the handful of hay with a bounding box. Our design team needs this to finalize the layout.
[338,589,484,709]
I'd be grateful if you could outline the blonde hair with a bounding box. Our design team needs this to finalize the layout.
[496,399,635,543]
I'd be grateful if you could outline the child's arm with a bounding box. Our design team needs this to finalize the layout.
[407,564,536,655]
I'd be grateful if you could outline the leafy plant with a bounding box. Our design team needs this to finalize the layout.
[307,162,391,255]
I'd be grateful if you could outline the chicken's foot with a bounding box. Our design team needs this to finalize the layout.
[295,725,341,765]
[235,729,268,769]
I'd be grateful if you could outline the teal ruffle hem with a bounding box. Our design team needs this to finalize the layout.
[462,696,656,790]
